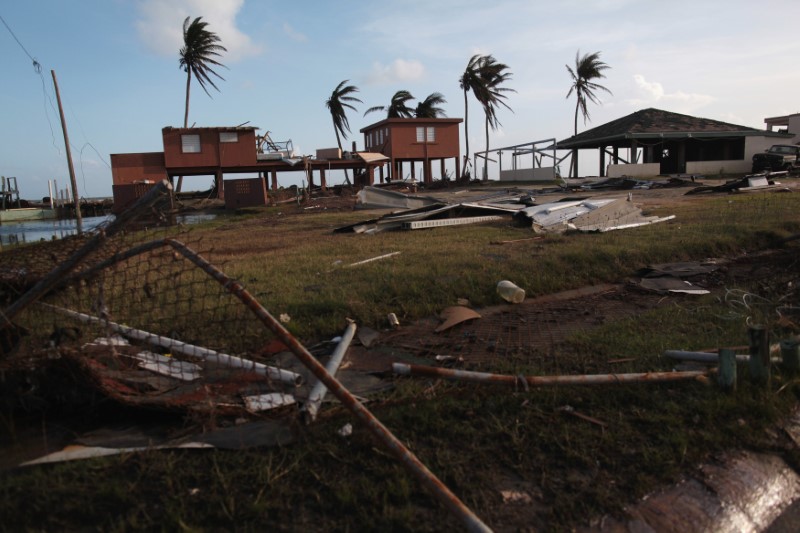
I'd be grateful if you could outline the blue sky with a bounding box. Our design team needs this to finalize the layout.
[1,0,799,199]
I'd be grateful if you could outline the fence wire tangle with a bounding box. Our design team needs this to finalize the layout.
[0,179,491,529]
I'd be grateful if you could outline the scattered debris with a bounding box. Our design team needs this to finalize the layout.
[556,405,607,428]
[356,186,441,210]
[638,277,709,295]
[686,174,789,195]
[346,251,401,267]
[435,306,482,333]
[387,313,400,329]
[497,280,526,303]
[357,326,380,348]
[515,197,675,233]
[301,322,357,423]
[393,363,709,387]
[243,393,296,412]
[337,423,353,437]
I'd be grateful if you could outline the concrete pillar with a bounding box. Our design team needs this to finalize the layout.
[410,161,415,181]
[271,169,278,191]
[320,168,327,191]
[424,159,432,184]
[440,159,446,180]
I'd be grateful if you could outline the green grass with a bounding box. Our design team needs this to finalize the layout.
[1,189,799,530]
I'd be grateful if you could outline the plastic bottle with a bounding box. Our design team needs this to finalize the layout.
[497,280,525,304]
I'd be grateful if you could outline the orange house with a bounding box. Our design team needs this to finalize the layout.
[360,118,462,183]
[110,125,394,213]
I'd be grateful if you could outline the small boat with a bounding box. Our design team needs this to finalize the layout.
[1,176,56,223]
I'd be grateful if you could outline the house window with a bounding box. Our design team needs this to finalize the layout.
[220,132,238,143]
[379,130,384,144]
[416,127,425,142]
[181,134,201,153]
[426,127,436,142]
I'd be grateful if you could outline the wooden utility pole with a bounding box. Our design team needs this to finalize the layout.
[51,70,82,234]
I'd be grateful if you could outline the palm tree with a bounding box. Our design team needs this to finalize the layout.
[566,50,612,177]
[179,16,227,128]
[325,80,362,184]
[414,92,447,118]
[475,57,514,180]
[364,90,415,118]
[325,80,362,155]
[459,54,483,177]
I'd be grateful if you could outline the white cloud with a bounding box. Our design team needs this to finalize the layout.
[627,74,714,112]
[135,0,262,62]
[366,59,425,85]
[282,22,307,43]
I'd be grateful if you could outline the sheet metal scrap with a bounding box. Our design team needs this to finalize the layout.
[515,197,675,233]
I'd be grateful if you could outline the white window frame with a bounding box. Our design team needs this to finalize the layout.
[416,127,425,143]
[181,134,201,153]
[426,127,436,142]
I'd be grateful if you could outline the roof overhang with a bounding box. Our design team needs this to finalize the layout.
[557,130,792,149]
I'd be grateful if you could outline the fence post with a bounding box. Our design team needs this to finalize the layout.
[748,325,770,386]
[718,348,737,391]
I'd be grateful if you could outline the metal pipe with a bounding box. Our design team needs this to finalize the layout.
[664,350,781,364]
[301,321,357,423]
[164,239,491,532]
[393,363,708,386]
[44,304,302,386]
[1,179,172,328]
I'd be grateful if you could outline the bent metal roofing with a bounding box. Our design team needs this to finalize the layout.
[557,108,787,149]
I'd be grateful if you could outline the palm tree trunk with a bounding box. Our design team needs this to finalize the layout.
[184,71,192,128]
[178,71,192,193]
[333,125,351,185]
[571,100,580,178]
[463,88,469,178]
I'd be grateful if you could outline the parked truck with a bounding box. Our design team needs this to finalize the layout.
[752,144,800,173]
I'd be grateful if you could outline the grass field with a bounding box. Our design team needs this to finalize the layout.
[1,182,799,530]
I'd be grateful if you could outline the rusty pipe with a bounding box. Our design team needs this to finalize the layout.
[393,363,708,386]
[164,239,491,532]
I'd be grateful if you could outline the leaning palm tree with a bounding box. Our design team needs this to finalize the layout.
[566,50,612,177]
[179,16,227,128]
[325,80,362,184]
[414,92,447,118]
[459,54,484,178]
[475,57,514,181]
[364,90,415,118]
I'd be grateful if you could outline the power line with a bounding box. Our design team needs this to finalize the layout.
[0,13,40,71]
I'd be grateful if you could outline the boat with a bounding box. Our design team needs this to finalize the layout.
[1,176,56,223]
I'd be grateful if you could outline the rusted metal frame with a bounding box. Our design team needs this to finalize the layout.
[44,304,302,386]
[164,238,491,533]
[301,321,357,423]
[392,363,708,386]
[2,179,173,327]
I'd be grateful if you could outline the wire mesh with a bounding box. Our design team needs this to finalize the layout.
[0,183,300,418]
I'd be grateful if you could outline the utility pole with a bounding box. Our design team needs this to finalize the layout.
[51,70,82,234]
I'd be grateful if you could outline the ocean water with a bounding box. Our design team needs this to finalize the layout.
[0,213,216,247]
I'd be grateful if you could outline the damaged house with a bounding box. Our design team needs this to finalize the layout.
[557,108,792,178]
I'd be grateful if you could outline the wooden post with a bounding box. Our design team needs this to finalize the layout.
[718,348,737,391]
[748,325,770,385]
[51,70,82,234]
[781,339,800,375]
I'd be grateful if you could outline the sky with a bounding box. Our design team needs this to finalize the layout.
[1,0,799,200]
